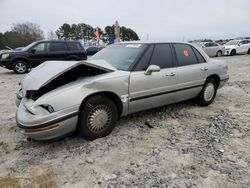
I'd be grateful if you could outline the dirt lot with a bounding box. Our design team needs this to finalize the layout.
[0,55,249,188]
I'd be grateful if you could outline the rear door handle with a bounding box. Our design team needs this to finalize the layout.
[166,72,176,77]
[201,67,208,71]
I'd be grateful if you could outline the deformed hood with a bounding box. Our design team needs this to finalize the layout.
[22,59,117,91]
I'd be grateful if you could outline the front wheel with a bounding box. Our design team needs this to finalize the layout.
[77,95,118,140]
[247,48,250,54]
[13,61,29,74]
[230,49,236,56]
[196,78,218,106]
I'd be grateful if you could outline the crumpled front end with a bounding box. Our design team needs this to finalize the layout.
[16,99,79,140]
[15,60,116,140]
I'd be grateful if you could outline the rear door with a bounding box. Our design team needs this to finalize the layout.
[47,42,68,60]
[172,43,207,102]
[67,42,86,60]
[129,44,178,113]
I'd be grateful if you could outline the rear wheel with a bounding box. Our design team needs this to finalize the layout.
[13,61,29,74]
[230,49,236,56]
[77,95,118,140]
[196,78,218,106]
[216,51,222,57]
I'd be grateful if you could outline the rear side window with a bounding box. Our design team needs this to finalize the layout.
[49,42,67,52]
[68,42,82,51]
[173,44,198,66]
[192,47,206,63]
[133,45,154,71]
[149,44,174,68]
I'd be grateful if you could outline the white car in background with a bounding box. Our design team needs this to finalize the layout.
[200,42,225,57]
[224,39,250,56]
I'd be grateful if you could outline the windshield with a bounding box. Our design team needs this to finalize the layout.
[89,43,147,71]
[21,41,39,51]
[225,40,239,45]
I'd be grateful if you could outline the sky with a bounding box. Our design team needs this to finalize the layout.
[0,0,250,41]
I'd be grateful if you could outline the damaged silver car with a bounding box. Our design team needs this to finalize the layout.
[16,42,229,141]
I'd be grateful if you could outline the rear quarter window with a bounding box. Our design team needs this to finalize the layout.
[68,42,83,51]
[192,47,206,63]
[173,44,198,66]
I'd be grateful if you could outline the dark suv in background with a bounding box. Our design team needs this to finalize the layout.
[0,40,87,74]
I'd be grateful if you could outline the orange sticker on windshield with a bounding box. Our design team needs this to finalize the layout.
[183,50,189,57]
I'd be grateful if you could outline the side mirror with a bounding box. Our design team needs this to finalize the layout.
[31,49,36,53]
[144,65,160,75]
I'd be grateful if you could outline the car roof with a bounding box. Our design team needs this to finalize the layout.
[36,40,79,43]
[118,40,193,45]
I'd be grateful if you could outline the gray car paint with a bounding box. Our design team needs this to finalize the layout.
[16,42,229,140]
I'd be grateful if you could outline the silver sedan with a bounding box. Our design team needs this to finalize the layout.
[200,42,225,57]
[16,42,229,141]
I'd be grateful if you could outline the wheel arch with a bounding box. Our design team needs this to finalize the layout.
[12,57,30,68]
[78,91,123,118]
[206,74,220,88]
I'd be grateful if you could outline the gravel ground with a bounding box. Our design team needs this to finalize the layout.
[0,55,250,188]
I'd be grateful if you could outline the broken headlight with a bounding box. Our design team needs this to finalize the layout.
[41,104,54,113]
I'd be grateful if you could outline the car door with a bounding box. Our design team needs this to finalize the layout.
[28,42,49,67]
[203,43,213,56]
[47,42,68,60]
[210,42,220,56]
[238,40,250,53]
[172,43,207,102]
[129,44,178,114]
[67,42,86,60]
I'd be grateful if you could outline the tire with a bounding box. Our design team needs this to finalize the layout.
[196,78,218,106]
[13,60,29,74]
[230,49,236,56]
[77,95,118,140]
[216,51,222,57]
[247,48,250,54]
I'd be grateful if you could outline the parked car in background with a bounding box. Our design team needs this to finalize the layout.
[224,39,250,56]
[200,42,225,57]
[0,40,87,74]
[86,46,104,56]
[15,41,229,141]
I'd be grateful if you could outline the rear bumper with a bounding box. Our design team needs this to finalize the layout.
[16,101,79,141]
[219,74,229,89]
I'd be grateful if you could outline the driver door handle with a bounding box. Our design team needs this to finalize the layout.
[166,72,176,77]
[201,67,208,71]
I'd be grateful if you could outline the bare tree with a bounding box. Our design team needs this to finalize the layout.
[11,22,44,47]
[47,30,58,40]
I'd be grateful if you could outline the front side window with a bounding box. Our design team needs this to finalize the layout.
[174,44,198,66]
[31,42,47,52]
[204,43,211,47]
[90,43,147,71]
[149,44,174,68]
[133,45,154,71]
[49,42,67,52]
